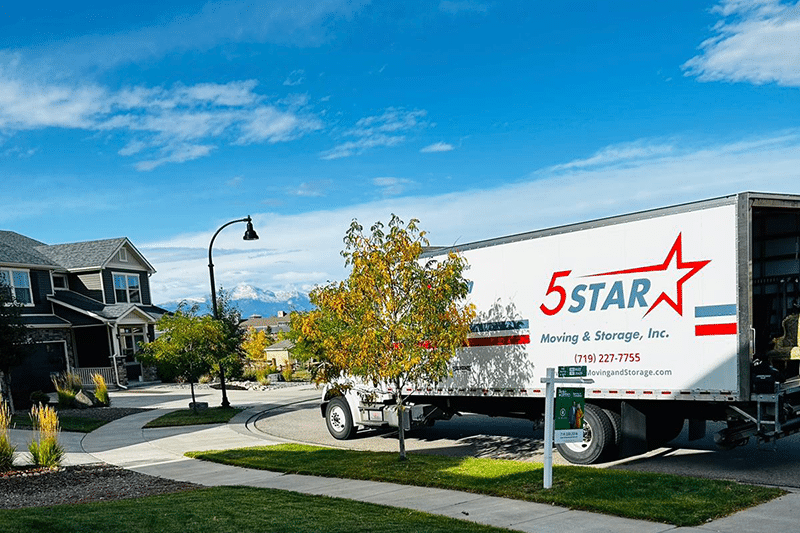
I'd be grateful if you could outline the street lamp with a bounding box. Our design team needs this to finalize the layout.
[208,216,259,408]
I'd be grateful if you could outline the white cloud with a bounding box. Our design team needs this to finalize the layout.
[547,141,675,171]
[420,141,455,153]
[292,180,332,197]
[237,106,323,144]
[320,108,427,159]
[8,1,370,73]
[683,0,800,86]
[0,69,324,169]
[283,70,306,86]
[373,177,414,196]
[146,130,800,302]
[226,176,244,187]
[135,144,216,171]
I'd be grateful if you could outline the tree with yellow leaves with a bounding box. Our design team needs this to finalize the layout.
[241,327,272,361]
[293,215,475,459]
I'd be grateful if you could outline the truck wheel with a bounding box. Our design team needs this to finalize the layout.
[556,404,614,465]
[326,397,356,440]
[603,408,622,460]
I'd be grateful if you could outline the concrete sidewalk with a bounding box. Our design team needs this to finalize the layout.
[10,385,800,532]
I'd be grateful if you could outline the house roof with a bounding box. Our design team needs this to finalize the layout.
[240,314,291,330]
[0,232,156,274]
[49,291,168,322]
[20,315,71,327]
[39,237,155,273]
[0,231,62,269]
[265,339,295,351]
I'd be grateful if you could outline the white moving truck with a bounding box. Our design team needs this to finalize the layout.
[321,192,800,464]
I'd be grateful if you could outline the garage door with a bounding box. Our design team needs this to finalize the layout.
[10,342,67,409]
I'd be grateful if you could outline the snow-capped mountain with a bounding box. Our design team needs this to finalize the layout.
[158,284,312,318]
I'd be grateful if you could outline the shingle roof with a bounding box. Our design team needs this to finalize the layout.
[240,315,291,331]
[20,315,71,327]
[0,231,62,268]
[38,238,128,270]
[49,292,168,322]
[265,339,295,351]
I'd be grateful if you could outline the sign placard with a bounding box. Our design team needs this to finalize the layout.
[558,366,587,378]
[554,387,585,443]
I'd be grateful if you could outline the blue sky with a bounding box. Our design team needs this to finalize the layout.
[2,0,800,303]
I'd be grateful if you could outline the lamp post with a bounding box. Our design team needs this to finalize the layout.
[208,216,259,408]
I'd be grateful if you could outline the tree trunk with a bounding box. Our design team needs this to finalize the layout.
[190,380,197,413]
[396,394,407,461]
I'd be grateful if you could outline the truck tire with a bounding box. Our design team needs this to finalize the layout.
[556,404,614,465]
[325,397,356,440]
[603,408,622,460]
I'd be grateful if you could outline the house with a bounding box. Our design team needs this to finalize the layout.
[240,311,298,370]
[264,339,296,371]
[0,231,168,407]
[240,311,291,334]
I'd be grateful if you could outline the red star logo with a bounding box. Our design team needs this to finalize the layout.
[590,234,710,317]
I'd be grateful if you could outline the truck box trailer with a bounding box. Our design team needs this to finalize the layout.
[321,192,800,464]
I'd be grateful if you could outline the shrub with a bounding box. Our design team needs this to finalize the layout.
[91,373,110,406]
[0,402,16,471]
[292,369,312,382]
[243,364,276,385]
[281,365,294,382]
[52,371,83,408]
[28,404,64,468]
[29,390,50,406]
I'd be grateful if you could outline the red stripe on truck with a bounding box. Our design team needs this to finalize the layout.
[467,335,531,347]
[695,323,737,336]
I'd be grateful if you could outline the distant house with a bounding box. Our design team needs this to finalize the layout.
[240,311,291,334]
[240,311,297,370]
[0,231,168,407]
[264,339,296,371]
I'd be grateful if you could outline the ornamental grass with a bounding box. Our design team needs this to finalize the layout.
[52,371,83,407]
[28,404,64,468]
[92,373,110,406]
[0,401,15,471]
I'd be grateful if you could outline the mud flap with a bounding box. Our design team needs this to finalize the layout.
[688,418,706,441]
[620,401,648,458]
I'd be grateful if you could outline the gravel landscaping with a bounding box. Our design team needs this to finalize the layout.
[0,464,200,509]
[3,407,199,509]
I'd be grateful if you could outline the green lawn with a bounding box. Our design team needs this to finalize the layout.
[11,414,107,433]
[187,443,783,527]
[0,486,513,533]
[143,407,242,428]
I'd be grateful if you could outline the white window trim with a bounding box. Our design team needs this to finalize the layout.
[119,324,147,358]
[119,248,128,262]
[0,267,34,306]
[113,272,142,304]
[52,273,69,291]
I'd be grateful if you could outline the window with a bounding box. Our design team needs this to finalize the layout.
[0,268,33,305]
[120,326,146,360]
[113,273,141,303]
[52,274,68,290]
[119,248,128,262]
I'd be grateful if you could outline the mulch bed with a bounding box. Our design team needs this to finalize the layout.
[3,407,200,509]
[0,463,201,509]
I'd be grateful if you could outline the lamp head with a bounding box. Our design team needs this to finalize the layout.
[243,217,259,241]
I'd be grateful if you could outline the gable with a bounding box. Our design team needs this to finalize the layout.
[106,243,148,270]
